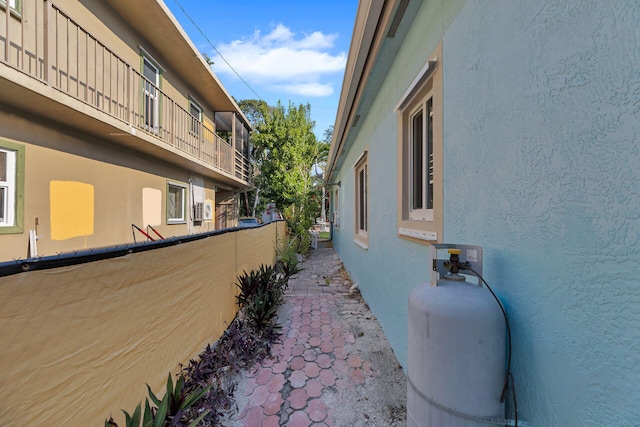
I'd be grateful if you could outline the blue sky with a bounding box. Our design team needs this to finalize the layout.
[164,0,358,140]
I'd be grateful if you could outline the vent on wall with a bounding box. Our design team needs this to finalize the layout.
[193,202,204,221]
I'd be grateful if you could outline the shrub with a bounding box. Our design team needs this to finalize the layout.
[245,285,283,330]
[235,264,281,308]
[235,264,286,332]
[275,234,309,277]
[105,374,210,427]
[107,261,293,427]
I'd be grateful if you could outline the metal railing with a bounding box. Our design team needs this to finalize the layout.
[1,0,248,182]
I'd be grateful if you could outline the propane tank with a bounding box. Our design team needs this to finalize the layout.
[407,244,506,426]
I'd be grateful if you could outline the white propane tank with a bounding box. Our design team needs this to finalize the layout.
[407,244,506,427]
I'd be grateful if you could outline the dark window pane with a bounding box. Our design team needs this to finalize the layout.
[143,59,157,82]
[0,151,6,181]
[412,110,423,210]
[359,168,365,230]
[427,98,433,210]
[363,165,367,231]
[0,187,5,223]
[168,185,184,220]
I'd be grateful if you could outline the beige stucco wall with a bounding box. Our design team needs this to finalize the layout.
[0,107,219,262]
[0,220,287,426]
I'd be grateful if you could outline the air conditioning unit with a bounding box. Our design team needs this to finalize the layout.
[193,202,204,221]
[202,201,213,221]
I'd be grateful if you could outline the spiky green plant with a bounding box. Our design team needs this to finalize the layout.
[146,374,211,426]
[245,285,283,330]
[106,374,210,427]
[235,264,280,308]
[275,235,304,277]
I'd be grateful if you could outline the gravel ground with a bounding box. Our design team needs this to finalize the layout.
[327,289,407,426]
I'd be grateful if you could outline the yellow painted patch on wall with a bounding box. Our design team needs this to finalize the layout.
[50,181,94,240]
[142,187,162,227]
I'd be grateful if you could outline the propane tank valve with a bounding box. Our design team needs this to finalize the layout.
[443,249,466,281]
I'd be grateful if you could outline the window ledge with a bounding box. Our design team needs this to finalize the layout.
[0,225,23,235]
[398,227,437,241]
[353,238,368,250]
[167,220,186,225]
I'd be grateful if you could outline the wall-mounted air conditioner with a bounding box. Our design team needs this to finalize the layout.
[193,202,204,221]
[202,201,213,221]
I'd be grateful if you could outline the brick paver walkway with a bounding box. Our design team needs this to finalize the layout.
[229,246,404,426]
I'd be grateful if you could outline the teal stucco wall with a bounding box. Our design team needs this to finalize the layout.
[443,2,640,425]
[332,1,640,425]
[331,0,466,372]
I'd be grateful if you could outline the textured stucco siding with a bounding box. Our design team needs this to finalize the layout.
[332,0,466,376]
[333,1,640,426]
[443,2,640,425]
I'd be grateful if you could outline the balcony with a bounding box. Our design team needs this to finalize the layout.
[0,0,251,186]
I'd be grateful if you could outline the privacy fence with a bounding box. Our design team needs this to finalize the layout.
[0,221,286,426]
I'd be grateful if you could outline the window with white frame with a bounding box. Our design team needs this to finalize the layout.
[0,148,16,226]
[142,56,160,134]
[409,97,434,221]
[333,188,340,230]
[354,151,368,245]
[396,42,442,243]
[189,99,203,137]
[0,142,22,231]
[167,182,187,223]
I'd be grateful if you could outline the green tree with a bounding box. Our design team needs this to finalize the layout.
[237,99,270,216]
[237,99,269,129]
[249,101,321,234]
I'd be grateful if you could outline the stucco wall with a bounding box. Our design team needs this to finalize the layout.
[0,107,218,262]
[332,0,466,374]
[443,2,640,425]
[333,1,640,425]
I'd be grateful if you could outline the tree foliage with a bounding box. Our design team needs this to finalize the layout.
[237,99,269,130]
[239,100,327,235]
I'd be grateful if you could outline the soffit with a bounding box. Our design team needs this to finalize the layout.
[327,0,421,177]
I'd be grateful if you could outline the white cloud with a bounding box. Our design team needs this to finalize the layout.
[274,82,334,97]
[212,24,346,97]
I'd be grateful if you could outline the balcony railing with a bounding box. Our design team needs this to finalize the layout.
[0,0,249,183]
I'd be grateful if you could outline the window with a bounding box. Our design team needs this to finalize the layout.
[167,182,187,223]
[333,188,340,230]
[139,48,164,135]
[396,42,442,243]
[0,140,24,234]
[0,149,15,226]
[354,151,368,246]
[189,99,203,137]
[1,0,21,14]
[409,98,434,221]
[142,57,160,134]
